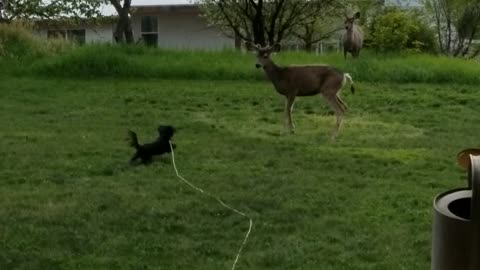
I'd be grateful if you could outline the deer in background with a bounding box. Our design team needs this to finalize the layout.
[343,12,363,59]
[246,42,355,139]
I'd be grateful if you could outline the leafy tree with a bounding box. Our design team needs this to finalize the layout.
[424,0,480,57]
[291,2,344,51]
[0,0,103,23]
[197,0,339,48]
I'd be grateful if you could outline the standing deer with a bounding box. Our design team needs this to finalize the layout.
[246,42,355,139]
[343,12,363,59]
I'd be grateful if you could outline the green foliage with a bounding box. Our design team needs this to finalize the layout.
[424,0,480,57]
[23,44,480,85]
[369,8,437,53]
[0,22,73,60]
[2,0,104,22]
[197,0,340,45]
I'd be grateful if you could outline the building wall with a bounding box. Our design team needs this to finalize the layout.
[131,12,234,50]
[85,23,115,43]
[34,23,114,44]
[34,9,233,50]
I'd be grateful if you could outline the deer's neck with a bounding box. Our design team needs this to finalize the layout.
[346,28,354,42]
[262,60,288,95]
[262,60,282,83]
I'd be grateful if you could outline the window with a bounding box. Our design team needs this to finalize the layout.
[47,29,86,44]
[141,34,158,47]
[47,30,66,39]
[141,16,158,47]
[141,16,158,33]
[67,29,86,44]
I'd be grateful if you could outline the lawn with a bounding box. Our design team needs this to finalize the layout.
[1,70,479,269]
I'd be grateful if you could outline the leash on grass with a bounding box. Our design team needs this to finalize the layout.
[169,141,253,270]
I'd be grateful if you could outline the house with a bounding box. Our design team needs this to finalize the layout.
[130,3,233,49]
[34,17,117,44]
[34,0,235,50]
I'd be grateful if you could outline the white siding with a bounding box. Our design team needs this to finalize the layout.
[131,13,234,50]
[33,23,114,44]
[85,24,115,43]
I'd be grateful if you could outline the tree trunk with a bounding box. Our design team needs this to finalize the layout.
[303,27,313,52]
[234,33,242,50]
[304,42,313,52]
[114,18,125,43]
[124,17,134,44]
[252,0,266,45]
[114,12,134,44]
[111,0,133,44]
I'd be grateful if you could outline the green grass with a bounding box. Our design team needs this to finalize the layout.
[16,44,480,85]
[1,73,479,269]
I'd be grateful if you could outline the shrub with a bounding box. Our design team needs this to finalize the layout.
[369,8,437,53]
[0,21,73,60]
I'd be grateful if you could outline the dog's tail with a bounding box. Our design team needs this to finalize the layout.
[128,130,140,149]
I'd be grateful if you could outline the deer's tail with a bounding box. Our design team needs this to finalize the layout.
[343,73,355,94]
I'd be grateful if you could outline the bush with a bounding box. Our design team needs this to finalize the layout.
[0,21,73,60]
[369,8,437,53]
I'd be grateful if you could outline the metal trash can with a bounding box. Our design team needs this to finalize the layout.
[431,154,480,270]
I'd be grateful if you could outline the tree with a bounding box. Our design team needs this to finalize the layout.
[108,0,133,43]
[424,0,480,57]
[291,2,343,52]
[197,0,339,48]
[0,0,103,23]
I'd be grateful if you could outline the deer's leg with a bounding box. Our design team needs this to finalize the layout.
[336,95,348,112]
[353,49,360,58]
[284,95,296,133]
[323,93,345,139]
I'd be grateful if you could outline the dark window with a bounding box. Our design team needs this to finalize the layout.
[141,34,158,47]
[141,16,158,33]
[67,29,86,44]
[47,30,66,39]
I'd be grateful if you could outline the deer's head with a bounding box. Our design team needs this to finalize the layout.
[246,42,281,69]
[344,12,360,31]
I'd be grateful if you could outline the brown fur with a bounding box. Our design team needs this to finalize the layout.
[247,42,355,139]
[343,12,363,59]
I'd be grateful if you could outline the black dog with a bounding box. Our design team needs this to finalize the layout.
[128,125,176,165]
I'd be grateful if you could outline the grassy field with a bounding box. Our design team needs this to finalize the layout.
[1,57,480,270]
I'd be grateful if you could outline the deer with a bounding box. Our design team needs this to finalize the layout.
[246,42,355,139]
[342,11,363,59]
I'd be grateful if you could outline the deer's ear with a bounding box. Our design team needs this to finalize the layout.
[272,43,281,52]
[354,12,360,19]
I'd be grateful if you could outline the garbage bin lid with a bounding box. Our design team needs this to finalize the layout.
[434,189,471,221]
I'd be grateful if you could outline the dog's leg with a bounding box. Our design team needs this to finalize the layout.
[140,155,152,165]
[130,152,140,165]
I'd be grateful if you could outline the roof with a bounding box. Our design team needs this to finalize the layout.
[100,0,195,16]
[384,0,423,7]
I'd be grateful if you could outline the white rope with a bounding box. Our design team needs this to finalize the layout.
[169,141,253,270]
